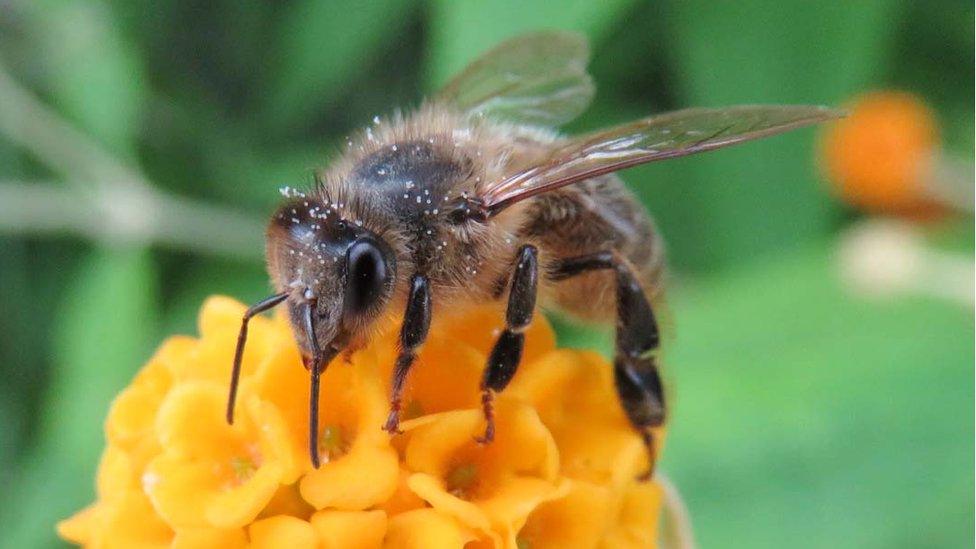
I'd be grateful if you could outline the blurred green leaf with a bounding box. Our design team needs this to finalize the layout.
[0,242,86,479]
[661,242,973,548]
[665,1,901,105]
[26,0,146,159]
[206,138,338,210]
[0,140,32,464]
[161,257,269,337]
[262,0,413,133]
[656,0,902,270]
[426,0,636,87]
[1,248,158,549]
[0,240,30,493]
[888,2,974,155]
[1,3,156,542]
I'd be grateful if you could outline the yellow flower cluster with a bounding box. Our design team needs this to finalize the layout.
[58,296,664,548]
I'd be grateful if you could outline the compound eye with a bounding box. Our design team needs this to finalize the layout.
[344,238,391,314]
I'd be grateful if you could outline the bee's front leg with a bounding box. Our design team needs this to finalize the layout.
[477,244,539,444]
[383,274,432,435]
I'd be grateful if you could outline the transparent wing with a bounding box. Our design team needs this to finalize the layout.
[435,31,594,127]
[478,105,845,214]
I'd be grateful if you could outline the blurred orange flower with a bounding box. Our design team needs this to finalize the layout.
[820,90,941,214]
[58,296,665,548]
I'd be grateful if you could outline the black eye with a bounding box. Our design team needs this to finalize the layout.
[344,238,390,314]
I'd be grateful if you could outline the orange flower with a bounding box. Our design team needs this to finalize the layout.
[59,296,670,547]
[402,401,566,545]
[144,382,300,529]
[820,90,941,214]
[249,515,316,549]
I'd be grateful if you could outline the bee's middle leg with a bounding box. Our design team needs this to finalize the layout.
[477,244,539,444]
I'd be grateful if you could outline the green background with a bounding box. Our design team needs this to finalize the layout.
[0,1,972,547]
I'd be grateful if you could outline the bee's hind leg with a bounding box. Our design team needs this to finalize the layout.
[551,251,665,480]
[477,244,539,444]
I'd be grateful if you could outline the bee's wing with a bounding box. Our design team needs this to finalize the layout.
[477,105,844,214]
[435,31,594,127]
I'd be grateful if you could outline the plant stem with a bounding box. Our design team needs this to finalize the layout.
[0,63,264,260]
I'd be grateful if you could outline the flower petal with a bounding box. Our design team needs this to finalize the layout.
[299,443,399,510]
[143,454,216,528]
[250,515,318,549]
[404,402,559,484]
[310,509,387,549]
[271,356,399,510]
[599,481,664,549]
[406,473,490,532]
[509,350,652,484]
[62,489,174,548]
[146,383,295,528]
[428,305,555,364]
[478,477,569,544]
[173,295,279,384]
[106,490,174,548]
[377,469,427,516]
[207,463,286,528]
[105,339,176,449]
[154,382,242,460]
[171,527,247,549]
[518,480,614,549]
[258,483,315,520]
[56,505,100,546]
[96,445,137,501]
[384,509,478,549]
[104,339,184,472]
[394,337,485,416]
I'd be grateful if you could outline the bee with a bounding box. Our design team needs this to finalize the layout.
[226,31,841,476]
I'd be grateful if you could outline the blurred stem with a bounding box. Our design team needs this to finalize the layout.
[0,62,264,260]
[0,181,264,259]
[0,61,135,187]
[926,152,975,213]
[659,472,697,549]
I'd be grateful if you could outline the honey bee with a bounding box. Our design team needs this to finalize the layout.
[226,31,841,476]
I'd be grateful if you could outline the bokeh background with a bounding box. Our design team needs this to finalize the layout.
[0,1,972,547]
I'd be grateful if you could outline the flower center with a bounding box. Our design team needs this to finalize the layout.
[403,399,425,420]
[445,462,478,499]
[318,424,349,463]
[230,456,257,484]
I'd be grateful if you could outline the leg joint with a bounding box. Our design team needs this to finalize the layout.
[549,250,616,281]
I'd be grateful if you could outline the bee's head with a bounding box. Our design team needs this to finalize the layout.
[265,198,397,358]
